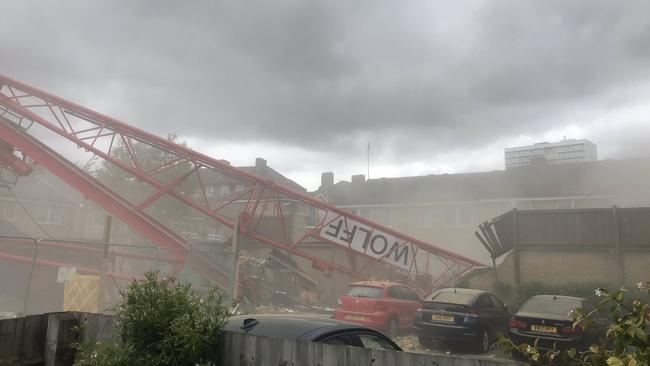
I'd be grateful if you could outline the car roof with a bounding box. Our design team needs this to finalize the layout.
[426,288,488,303]
[436,288,487,295]
[349,281,409,288]
[528,295,586,302]
[224,314,380,341]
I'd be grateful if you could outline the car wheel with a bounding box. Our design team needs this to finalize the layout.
[474,329,490,353]
[386,317,398,338]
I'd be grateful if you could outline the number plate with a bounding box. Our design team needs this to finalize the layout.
[345,314,368,321]
[531,324,557,333]
[431,314,454,322]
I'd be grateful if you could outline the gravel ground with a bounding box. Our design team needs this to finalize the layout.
[393,334,513,360]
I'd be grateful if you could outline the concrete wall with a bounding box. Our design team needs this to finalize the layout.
[344,197,614,265]
[466,249,650,293]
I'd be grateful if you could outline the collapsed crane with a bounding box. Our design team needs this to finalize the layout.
[0,74,484,293]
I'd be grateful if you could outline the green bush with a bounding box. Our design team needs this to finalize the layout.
[74,272,231,366]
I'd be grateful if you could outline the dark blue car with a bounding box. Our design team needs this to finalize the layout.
[414,288,510,353]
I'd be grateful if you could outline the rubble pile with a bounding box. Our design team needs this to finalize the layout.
[236,249,334,315]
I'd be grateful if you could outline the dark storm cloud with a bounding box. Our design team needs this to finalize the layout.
[1,0,650,162]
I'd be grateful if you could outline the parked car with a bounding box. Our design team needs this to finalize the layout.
[508,295,608,353]
[224,314,402,351]
[414,288,510,353]
[334,281,422,337]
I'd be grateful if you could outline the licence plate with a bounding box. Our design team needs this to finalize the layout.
[531,324,557,333]
[431,314,454,322]
[345,315,368,321]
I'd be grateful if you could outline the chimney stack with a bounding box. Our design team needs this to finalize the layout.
[320,172,334,192]
[255,157,267,169]
[351,174,366,185]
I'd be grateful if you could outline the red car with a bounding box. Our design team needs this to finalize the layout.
[334,281,422,337]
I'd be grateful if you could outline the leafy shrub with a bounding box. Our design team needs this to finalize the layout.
[74,272,231,366]
[499,281,650,365]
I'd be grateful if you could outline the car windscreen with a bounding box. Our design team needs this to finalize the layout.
[429,291,476,305]
[520,298,582,316]
[346,286,382,298]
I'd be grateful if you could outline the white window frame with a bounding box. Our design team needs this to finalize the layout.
[219,184,231,197]
[444,206,473,228]
[3,202,16,222]
[382,208,392,227]
[419,207,432,227]
[36,205,63,225]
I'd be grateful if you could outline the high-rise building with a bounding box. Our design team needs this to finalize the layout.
[505,139,597,169]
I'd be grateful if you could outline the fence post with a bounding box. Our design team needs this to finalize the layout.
[612,206,625,286]
[512,209,520,285]
[230,217,241,301]
[98,216,112,313]
[22,238,41,316]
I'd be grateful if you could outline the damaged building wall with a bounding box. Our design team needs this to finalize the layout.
[467,206,650,292]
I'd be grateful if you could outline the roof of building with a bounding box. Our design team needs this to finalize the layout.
[317,158,650,206]
[199,158,306,193]
[238,166,305,192]
[505,138,596,152]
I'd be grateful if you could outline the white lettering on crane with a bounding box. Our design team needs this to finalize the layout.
[318,213,416,271]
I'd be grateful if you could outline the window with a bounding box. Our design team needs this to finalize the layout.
[321,334,354,346]
[477,295,494,309]
[205,185,216,197]
[207,225,223,241]
[420,207,432,227]
[488,295,505,309]
[399,287,420,301]
[357,334,399,351]
[235,184,245,192]
[430,291,475,304]
[444,206,472,227]
[382,208,392,226]
[369,209,382,223]
[36,205,62,225]
[346,286,382,298]
[520,298,582,316]
[219,184,230,196]
[388,286,401,299]
[2,202,16,221]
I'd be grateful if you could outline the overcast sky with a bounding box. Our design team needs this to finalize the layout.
[2,0,650,190]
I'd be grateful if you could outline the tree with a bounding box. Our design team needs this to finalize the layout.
[92,134,198,233]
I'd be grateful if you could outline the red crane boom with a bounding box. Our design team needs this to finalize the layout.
[0,74,484,291]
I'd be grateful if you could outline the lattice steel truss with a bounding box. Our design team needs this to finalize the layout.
[0,74,484,292]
